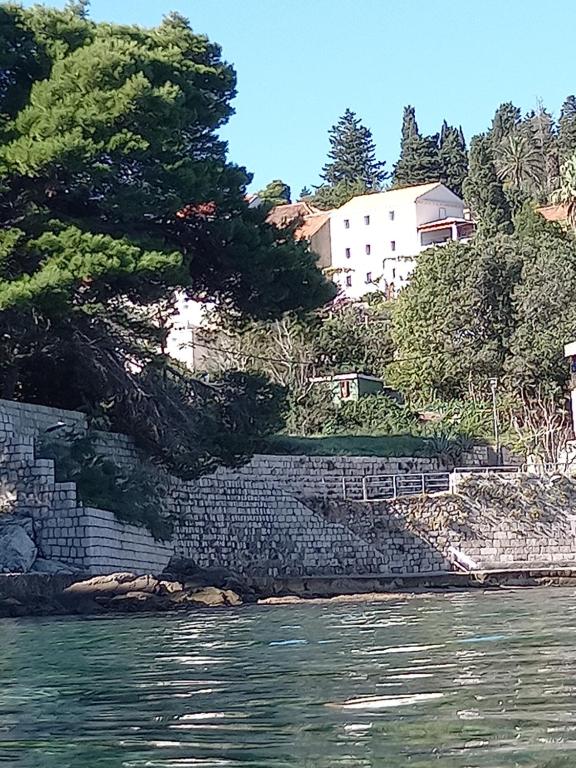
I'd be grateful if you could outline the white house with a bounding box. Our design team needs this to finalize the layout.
[328,182,473,300]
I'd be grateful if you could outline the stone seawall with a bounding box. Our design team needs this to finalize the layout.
[3,398,570,579]
[1,399,444,576]
[315,474,576,570]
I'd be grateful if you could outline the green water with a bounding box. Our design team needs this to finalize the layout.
[1,588,576,767]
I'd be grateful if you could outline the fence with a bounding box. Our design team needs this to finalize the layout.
[334,461,576,504]
[361,472,451,502]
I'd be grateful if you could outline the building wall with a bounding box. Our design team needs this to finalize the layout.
[310,220,332,268]
[330,193,419,299]
[415,188,465,227]
[329,185,465,299]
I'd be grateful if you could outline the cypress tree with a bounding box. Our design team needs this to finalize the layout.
[438,121,468,197]
[558,96,576,165]
[393,105,441,188]
[401,105,419,143]
[490,102,521,147]
[463,134,513,237]
[320,108,387,188]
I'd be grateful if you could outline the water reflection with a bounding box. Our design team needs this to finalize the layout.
[0,589,574,766]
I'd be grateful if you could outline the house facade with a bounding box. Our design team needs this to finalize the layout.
[328,182,472,299]
[266,201,332,268]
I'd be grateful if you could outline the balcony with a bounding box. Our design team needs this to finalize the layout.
[418,217,475,250]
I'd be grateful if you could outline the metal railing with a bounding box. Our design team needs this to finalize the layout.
[452,465,521,475]
[361,472,451,502]
[342,461,576,504]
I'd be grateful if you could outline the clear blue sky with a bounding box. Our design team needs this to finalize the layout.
[24,0,576,195]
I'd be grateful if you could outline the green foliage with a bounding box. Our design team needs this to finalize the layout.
[495,130,544,192]
[463,134,513,236]
[258,179,291,207]
[558,95,576,165]
[314,301,394,378]
[0,4,333,477]
[284,383,335,436]
[506,230,576,391]
[555,152,576,230]
[320,108,387,188]
[389,237,521,400]
[489,102,521,146]
[310,179,369,210]
[393,105,441,188]
[208,301,395,414]
[37,430,172,540]
[324,395,418,436]
[438,121,468,197]
[525,103,559,200]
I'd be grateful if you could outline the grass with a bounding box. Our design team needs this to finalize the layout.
[262,433,442,458]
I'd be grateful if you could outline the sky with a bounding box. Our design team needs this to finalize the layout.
[24,0,576,196]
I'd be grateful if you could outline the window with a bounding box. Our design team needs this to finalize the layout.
[365,244,371,255]
[345,247,351,259]
[364,215,370,225]
[345,275,352,287]
[339,380,351,399]
[439,207,446,218]
[390,240,396,251]
[344,219,350,229]
[366,272,372,283]
[389,210,395,221]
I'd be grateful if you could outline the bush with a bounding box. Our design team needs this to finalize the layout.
[37,430,173,540]
[324,394,419,436]
[284,384,336,435]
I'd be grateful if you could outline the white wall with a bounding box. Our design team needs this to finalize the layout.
[329,184,465,299]
[415,187,465,227]
[330,193,418,299]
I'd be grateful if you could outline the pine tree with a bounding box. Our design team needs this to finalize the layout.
[558,95,576,165]
[490,102,521,146]
[299,186,312,200]
[0,4,334,477]
[320,108,387,188]
[463,134,513,237]
[393,105,441,188]
[438,121,468,197]
[258,179,291,206]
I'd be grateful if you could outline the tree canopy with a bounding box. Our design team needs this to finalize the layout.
[258,179,291,206]
[310,109,387,209]
[463,134,513,237]
[389,223,576,402]
[0,3,334,476]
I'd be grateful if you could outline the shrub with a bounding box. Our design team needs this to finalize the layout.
[37,430,173,540]
[324,394,420,436]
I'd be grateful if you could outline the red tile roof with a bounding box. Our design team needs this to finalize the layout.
[537,203,568,222]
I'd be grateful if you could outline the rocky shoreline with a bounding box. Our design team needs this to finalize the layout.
[1,562,576,618]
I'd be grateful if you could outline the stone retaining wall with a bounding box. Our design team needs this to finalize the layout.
[2,399,442,576]
[2,398,548,579]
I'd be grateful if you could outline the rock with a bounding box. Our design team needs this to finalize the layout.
[0,514,34,537]
[107,591,170,612]
[164,557,255,601]
[0,525,37,572]
[180,586,242,607]
[31,558,81,575]
[64,573,157,596]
